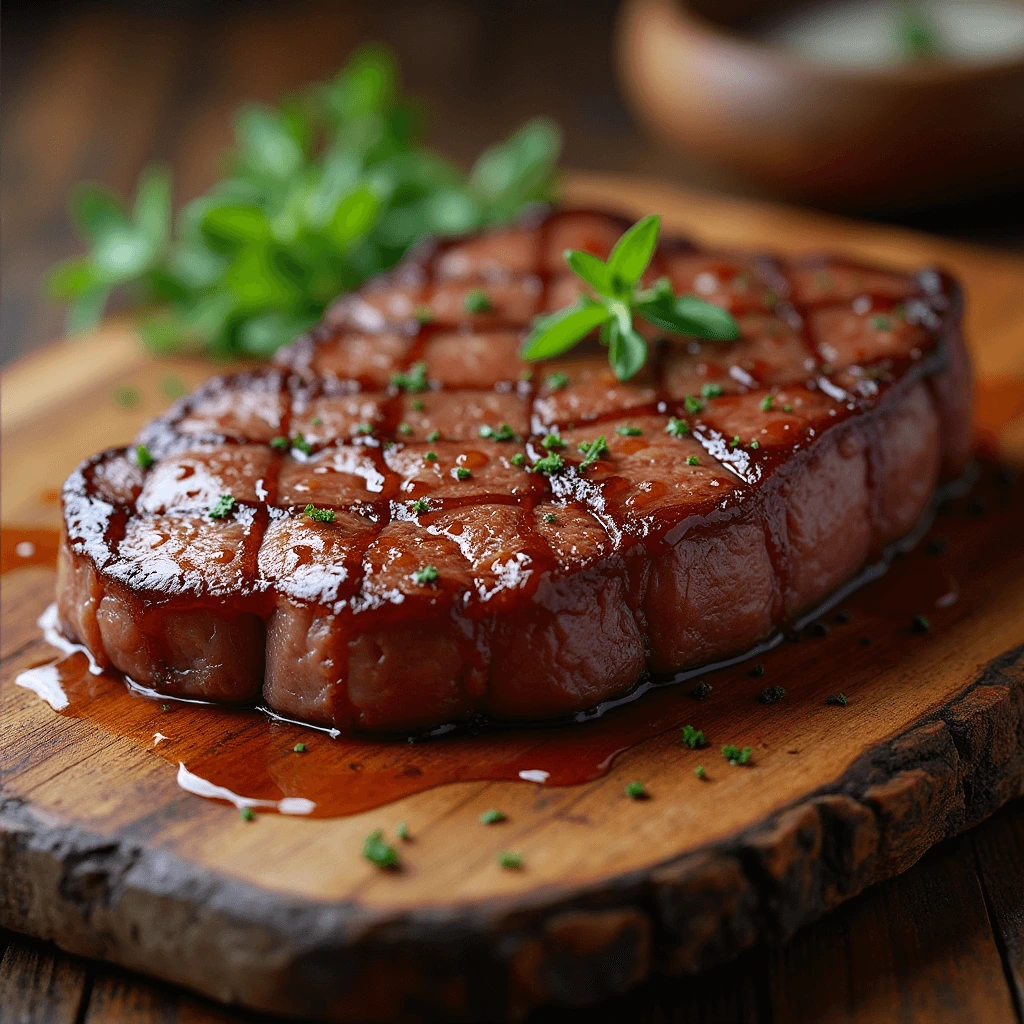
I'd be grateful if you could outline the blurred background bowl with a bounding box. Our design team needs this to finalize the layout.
[617,0,1024,210]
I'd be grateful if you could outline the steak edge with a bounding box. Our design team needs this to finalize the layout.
[56,209,973,733]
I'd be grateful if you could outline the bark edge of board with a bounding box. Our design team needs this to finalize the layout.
[1,645,1022,1023]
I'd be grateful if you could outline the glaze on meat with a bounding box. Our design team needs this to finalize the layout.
[56,210,973,732]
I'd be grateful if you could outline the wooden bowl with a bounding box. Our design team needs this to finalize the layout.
[616,0,1024,210]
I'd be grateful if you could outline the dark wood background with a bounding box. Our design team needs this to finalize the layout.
[1,3,1023,1020]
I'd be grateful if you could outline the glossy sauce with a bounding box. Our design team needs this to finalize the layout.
[8,461,1020,818]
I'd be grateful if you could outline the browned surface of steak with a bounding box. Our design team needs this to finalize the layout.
[56,209,973,733]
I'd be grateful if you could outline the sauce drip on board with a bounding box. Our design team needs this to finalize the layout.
[5,462,1020,819]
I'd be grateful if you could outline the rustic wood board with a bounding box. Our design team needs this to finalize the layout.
[2,175,1024,1023]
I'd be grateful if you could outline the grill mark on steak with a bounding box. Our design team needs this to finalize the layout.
[57,208,972,731]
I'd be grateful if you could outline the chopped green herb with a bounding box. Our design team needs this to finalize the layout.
[426,430,440,443]
[666,417,689,437]
[625,780,647,799]
[424,451,438,462]
[411,498,430,514]
[686,455,700,466]
[690,680,712,701]
[270,435,289,451]
[701,382,723,399]
[545,371,570,391]
[577,435,609,471]
[722,744,753,766]
[113,385,141,408]
[464,288,492,314]
[910,614,931,633]
[522,217,739,381]
[541,433,566,450]
[392,361,430,393]
[783,403,793,413]
[543,512,556,523]
[398,421,412,436]
[411,399,424,411]
[356,422,374,436]
[694,765,707,780]
[161,703,170,712]
[134,444,155,469]
[304,503,335,523]
[510,452,526,467]
[414,564,439,584]
[681,724,705,749]
[293,742,307,753]
[758,685,787,705]
[684,395,703,414]
[240,807,256,822]
[396,821,410,840]
[414,305,434,324]
[455,466,472,481]
[209,494,237,519]
[616,424,643,436]
[760,394,774,412]
[729,435,741,448]
[480,808,506,825]
[750,440,760,449]
[498,851,523,870]
[826,693,849,707]
[363,829,399,869]
[871,315,892,331]
[532,452,564,475]
[310,416,322,426]
[161,375,186,398]
[292,433,313,455]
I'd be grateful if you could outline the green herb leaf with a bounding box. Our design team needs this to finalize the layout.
[532,452,564,475]
[363,829,399,868]
[607,319,648,382]
[209,494,237,519]
[681,725,705,749]
[414,564,439,584]
[522,298,610,360]
[577,435,609,471]
[480,808,506,825]
[607,214,659,290]
[564,249,610,294]
[304,503,335,523]
[722,744,753,766]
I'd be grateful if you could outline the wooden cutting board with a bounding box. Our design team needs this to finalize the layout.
[2,174,1024,1023]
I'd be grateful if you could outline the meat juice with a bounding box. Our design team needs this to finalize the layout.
[7,461,1019,818]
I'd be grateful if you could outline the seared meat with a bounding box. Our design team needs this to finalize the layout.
[56,209,972,732]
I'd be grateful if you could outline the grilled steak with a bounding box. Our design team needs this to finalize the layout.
[56,209,973,733]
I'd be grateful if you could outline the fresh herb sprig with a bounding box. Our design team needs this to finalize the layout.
[522,215,739,382]
[48,46,561,357]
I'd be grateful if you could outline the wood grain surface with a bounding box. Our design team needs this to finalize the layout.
[2,176,1024,1022]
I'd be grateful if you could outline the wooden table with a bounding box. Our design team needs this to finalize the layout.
[2,4,1024,1020]
[2,798,1022,1022]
